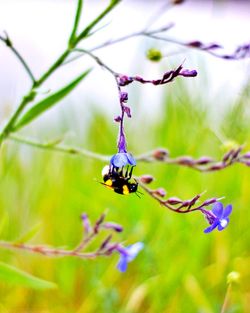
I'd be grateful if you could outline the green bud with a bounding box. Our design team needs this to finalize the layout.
[146,48,162,62]
[227,271,240,284]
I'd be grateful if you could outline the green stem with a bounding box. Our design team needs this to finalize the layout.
[35,49,71,86]
[220,283,232,313]
[0,33,36,84]
[9,134,110,162]
[68,0,83,46]
[0,91,36,144]
[74,0,121,45]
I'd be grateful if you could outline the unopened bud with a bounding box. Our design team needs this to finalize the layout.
[222,150,234,163]
[81,213,92,234]
[227,271,240,284]
[123,105,131,118]
[196,156,214,165]
[188,41,202,48]
[100,234,113,250]
[102,222,123,233]
[153,188,166,198]
[231,146,243,159]
[177,156,194,165]
[152,148,169,161]
[167,197,182,205]
[146,48,162,62]
[120,91,128,102]
[94,213,106,233]
[209,163,224,171]
[118,75,133,86]
[242,151,250,159]
[202,198,217,206]
[139,175,154,184]
[114,116,122,122]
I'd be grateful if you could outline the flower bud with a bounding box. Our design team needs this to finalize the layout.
[120,91,128,102]
[177,156,194,165]
[202,198,217,206]
[209,163,224,171]
[139,175,154,184]
[102,222,123,233]
[222,149,234,163]
[196,156,214,165]
[242,151,250,159]
[100,234,113,250]
[227,271,240,284]
[153,188,166,198]
[81,213,92,234]
[146,48,162,62]
[152,148,169,161]
[167,197,182,205]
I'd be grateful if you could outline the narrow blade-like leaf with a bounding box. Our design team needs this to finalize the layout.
[15,223,41,243]
[0,261,57,290]
[14,69,91,130]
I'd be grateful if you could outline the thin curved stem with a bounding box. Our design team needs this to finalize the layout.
[0,33,36,84]
[9,134,110,162]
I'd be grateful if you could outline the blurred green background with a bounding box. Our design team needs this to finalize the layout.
[0,76,250,312]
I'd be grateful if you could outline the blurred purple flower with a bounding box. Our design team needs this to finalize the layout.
[203,202,232,233]
[117,242,144,272]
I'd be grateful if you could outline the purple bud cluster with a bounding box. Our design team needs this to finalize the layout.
[117,65,197,88]
[80,212,143,272]
[137,176,233,233]
[137,146,250,172]
[187,40,250,60]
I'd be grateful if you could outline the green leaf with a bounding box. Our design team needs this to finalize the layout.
[13,69,91,130]
[0,212,9,237]
[0,261,57,290]
[15,223,41,243]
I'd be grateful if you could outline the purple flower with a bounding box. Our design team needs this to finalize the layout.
[110,152,136,168]
[203,202,232,233]
[117,242,144,272]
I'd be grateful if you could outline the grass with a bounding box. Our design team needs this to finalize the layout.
[0,78,249,313]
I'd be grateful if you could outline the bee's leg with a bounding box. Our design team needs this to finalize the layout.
[118,166,124,176]
[125,166,129,178]
[128,166,134,179]
[112,166,118,174]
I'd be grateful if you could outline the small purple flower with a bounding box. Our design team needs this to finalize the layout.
[117,242,144,272]
[110,152,136,168]
[203,202,232,233]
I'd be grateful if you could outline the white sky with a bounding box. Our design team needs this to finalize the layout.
[0,0,249,132]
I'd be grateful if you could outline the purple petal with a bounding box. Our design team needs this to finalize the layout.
[125,242,144,261]
[117,257,128,272]
[204,221,219,233]
[110,153,128,168]
[126,153,136,166]
[223,204,232,218]
[212,202,223,218]
[110,153,136,168]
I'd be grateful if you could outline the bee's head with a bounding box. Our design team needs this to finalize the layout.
[129,183,138,193]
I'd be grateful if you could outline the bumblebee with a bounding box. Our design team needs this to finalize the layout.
[101,165,138,195]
